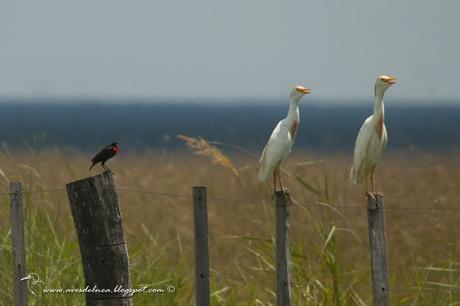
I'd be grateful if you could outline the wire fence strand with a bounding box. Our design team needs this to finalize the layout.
[2,186,459,211]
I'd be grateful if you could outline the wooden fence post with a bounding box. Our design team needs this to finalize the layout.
[10,181,28,306]
[275,191,291,306]
[193,186,210,306]
[367,194,390,306]
[66,171,132,306]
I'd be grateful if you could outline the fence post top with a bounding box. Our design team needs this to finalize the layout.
[275,191,292,207]
[367,193,384,210]
[66,170,116,188]
[274,190,290,196]
[192,186,207,197]
[9,182,23,196]
[9,181,22,187]
[192,186,207,190]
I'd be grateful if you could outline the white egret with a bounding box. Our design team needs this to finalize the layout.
[350,75,397,196]
[257,85,311,194]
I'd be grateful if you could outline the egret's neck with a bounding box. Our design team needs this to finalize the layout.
[286,97,300,123]
[373,92,385,119]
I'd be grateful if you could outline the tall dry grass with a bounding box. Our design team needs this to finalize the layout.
[0,141,459,305]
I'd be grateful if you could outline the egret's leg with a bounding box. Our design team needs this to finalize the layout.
[275,168,281,191]
[278,169,286,192]
[365,167,377,200]
[371,174,376,193]
[278,169,284,191]
[365,176,369,194]
[370,166,376,193]
[365,175,374,200]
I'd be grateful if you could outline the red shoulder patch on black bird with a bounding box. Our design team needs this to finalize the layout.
[89,143,119,170]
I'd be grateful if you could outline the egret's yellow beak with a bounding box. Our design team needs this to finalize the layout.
[296,87,312,94]
[384,76,397,85]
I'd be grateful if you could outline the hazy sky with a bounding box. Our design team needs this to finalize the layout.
[1,0,460,102]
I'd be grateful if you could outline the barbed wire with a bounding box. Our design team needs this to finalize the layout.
[1,186,460,211]
[116,188,191,198]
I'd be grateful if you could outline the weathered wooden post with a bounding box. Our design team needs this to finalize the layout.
[275,191,291,306]
[367,194,390,306]
[192,186,210,306]
[66,171,132,306]
[10,182,28,306]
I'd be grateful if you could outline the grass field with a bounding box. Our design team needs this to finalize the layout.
[0,140,459,305]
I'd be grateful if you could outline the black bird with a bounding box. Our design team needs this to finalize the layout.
[89,142,119,172]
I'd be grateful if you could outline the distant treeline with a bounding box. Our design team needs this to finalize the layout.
[0,101,458,153]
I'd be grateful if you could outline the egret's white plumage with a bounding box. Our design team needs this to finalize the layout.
[258,85,311,193]
[350,75,397,193]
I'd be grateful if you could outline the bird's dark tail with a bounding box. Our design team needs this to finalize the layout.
[89,163,95,170]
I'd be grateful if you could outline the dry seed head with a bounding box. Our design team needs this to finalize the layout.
[177,135,238,176]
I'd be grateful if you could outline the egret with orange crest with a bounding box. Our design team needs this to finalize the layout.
[257,85,311,194]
